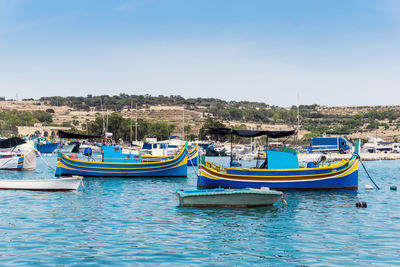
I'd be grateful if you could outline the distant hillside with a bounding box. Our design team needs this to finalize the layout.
[2,95,400,143]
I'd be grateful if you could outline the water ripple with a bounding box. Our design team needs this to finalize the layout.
[0,156,399,265]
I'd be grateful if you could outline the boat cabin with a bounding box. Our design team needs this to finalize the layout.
[262,149,299,169]
[141,142,179,157]
[102,145,142,163]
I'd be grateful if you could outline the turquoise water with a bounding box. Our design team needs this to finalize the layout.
[0,155,399,266]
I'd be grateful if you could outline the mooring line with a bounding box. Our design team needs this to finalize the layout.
[37,151,56,171]
[356,153,380,190]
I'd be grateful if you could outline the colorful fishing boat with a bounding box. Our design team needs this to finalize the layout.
[176,187,282,207]
[55,146,188,177]
[0,154,24,170]
[35,137,59,154]
[197,128,359,190]
[0,137,26,170]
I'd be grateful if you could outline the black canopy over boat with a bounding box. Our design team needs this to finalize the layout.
[57,130,101,139]
[0,137,26,149]
[208,128,295,138]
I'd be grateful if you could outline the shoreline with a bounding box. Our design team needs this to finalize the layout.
[298,152,400,162]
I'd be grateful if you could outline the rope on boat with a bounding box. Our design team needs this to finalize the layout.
[356,153,380,190]
[37,150,56,171]
[188,157,199,178]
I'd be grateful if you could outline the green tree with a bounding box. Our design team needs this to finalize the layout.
[199,116,226,141]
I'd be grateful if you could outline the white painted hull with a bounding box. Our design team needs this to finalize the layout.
[0,155,22,170]
[0,150,36,170]
[0,177,82,191]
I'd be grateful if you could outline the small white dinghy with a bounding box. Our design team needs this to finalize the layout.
[176,187,283,207]
[0,176,83,191]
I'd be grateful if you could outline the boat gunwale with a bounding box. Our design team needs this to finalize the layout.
[176,189,282,198]
[140,146,197,159]
[58,153,187,171]
[56,158,187,171]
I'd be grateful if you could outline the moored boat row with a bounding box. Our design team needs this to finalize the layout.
[1,128,362,208]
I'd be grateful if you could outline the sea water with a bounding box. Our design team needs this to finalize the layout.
[0,155,399,266]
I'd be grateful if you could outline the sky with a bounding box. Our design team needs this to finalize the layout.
[0,0,399,106]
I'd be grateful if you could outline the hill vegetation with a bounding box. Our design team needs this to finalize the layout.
[2,94,400,143]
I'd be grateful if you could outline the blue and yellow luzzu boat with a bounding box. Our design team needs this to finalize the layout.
[55,146,188,177]
[198,128,359,191]
[198,150,359,190]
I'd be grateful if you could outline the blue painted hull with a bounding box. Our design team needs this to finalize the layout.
[198,170,358,190]
[37,143,59,153]
[188,155,198,166]
[187,146,199,166]
[56,164,187,177]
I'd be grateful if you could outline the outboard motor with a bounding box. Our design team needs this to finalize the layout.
[307,155,327,168]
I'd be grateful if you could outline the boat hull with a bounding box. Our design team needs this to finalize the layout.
[177,188,282,207]
[0,177,82,191]
[188,146,198,166]
[37,142,59,153]
[198,156,359,190]
[56,147,188,177]
[0,154,24,170]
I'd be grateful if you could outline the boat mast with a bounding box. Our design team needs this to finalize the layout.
[296,105,300,146]
[100,97,105,137]
[135,103,138,142]
[106,110,109,134]
[130,99,133,144]
[296,93,300,147]
[230,130,233,167]
[182,107,185,146]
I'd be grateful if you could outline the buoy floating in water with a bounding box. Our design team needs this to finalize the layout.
[365,184,374,190]
[356,201,367,208]
[390,186,397,191]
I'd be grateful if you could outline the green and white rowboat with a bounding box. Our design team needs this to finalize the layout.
[176,187,283,207]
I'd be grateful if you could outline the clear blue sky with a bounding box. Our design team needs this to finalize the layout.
[0,0,399,106]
